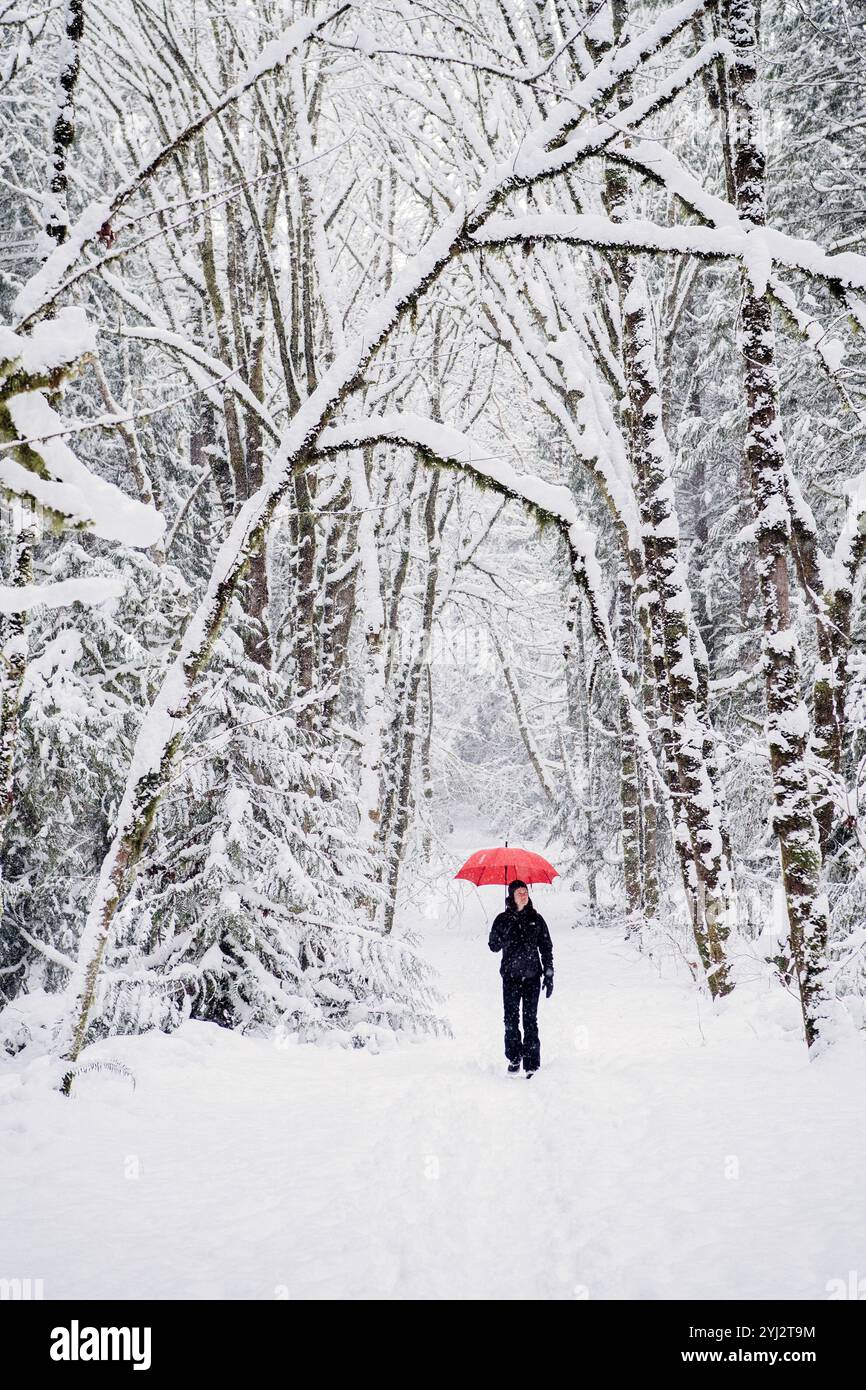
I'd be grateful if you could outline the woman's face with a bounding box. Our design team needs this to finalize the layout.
[514,886,529,911]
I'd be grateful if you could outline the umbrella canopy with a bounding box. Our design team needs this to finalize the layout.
[454,845,559,891]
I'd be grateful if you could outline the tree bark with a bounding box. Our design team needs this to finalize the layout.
[44,1,85,249]
[722,0,833,1048]
[616,570,642,921]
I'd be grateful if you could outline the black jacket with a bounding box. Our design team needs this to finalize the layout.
[488,904,554,981]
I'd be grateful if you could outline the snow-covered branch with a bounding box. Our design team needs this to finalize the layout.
[13,3,353,326]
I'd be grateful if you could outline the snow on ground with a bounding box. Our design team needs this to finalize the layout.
[2,819,865,1300]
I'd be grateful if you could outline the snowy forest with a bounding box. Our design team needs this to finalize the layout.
[1,0,866,1301]
[2,0,866,1303]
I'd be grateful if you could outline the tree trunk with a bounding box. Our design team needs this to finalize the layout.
[616,571,642,921]
[0,527,35,894]
[620,271,735,995]
[722,0,833,1048]
[596,24,734,986]
[351,448,387,851]
[381,472,441,934]
[44,1,85,249]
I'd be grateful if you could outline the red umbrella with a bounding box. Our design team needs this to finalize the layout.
[455,844,558,904]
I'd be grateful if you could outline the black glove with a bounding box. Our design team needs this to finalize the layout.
[544,973,553,998]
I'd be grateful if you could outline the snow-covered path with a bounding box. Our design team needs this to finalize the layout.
[3,884,865,1301]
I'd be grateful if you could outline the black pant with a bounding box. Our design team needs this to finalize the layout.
[502,974,541,1071]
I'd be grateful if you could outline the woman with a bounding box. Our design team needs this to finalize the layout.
[488,879,554,1077]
